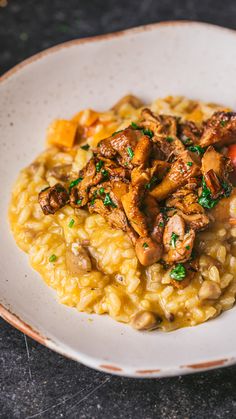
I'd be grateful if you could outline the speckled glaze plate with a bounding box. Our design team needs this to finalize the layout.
[1,21,236,378]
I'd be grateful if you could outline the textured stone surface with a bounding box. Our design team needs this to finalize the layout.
[1,1,236,418]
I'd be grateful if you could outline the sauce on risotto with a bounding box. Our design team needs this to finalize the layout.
[9,95,236,331]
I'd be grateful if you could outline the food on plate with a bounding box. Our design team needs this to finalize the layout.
[9,95,236,331]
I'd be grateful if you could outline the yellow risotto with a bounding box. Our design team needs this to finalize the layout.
[9,96,236,331]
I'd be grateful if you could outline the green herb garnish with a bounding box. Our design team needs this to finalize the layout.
[166,136,174,143]
[159,222,164,227]
[68,219,75,228]
[69,177,83,191]
[96,161,104,172]
[127,146,134,159]
[81,144,90,150]
[187,161,193,167]
[131,122,139,129]
[76,199,82,205]
[198,178,219,209]
[145,176,158,190]
[170,264,186,281]
[99,187,105,195]
[104,193,117,208]
[181,136,192,144]
[101,169,109,178]
[188,145,205,156]
[142,128,153,138]
[112,130,123,136]
[222,181,232,198]
[143,242,149,248]
[49,254,57,263]
[170,232,179,248]
[185,245,190,250]
[220,120,227,127]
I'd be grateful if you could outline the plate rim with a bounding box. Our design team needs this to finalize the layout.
[1,19,236,378]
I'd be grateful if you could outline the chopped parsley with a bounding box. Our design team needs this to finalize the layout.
[170,232,179,248]
[166,136,174,143]
[220,120,227,127]
[170,264,186,281]
[145,176,158,190]
[187,161,193,167]
[185,245,191,250]
[49,254,57,263]
[103,193,117,208]
[90,190,98,206]
[131,121,154,138]
[101,169,109,178]
[159,221,164,227]
[68,219,75,228]
[181,136,192,145]
[188,145,205,156]
[99,187,105,195]
[143,242,149,248]
[142,128,153,138]
[76,199,82,205]
[127,146,134,159]
[198,178,219,209]
[112,129,123,136]
[198,176,232,210]
[96,161,104,172]
[69,177,83,191]
[222,181,232,198]
[131,122,139,129]
[80,144,90,150]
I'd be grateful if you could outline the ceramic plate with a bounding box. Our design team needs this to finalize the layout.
[1,21,236,378]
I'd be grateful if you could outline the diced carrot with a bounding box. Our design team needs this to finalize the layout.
[229,218,236,225]
[47,119,78,148]
[73,109,99,127]
[72,111,83,123]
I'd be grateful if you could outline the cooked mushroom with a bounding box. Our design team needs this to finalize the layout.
[47,164,72,182]
[66,245,92,274]
[200,111,236,148]
[135,237,163,266]
[131,310,162,331]
[121,185,149,237]
[163,214,195,264]
[38,183,69,214]
[150,150,201,201]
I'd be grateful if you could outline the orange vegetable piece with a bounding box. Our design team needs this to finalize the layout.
[47,119,78,148]
[72,109,99,127]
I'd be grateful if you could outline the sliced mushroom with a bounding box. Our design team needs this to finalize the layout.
[66,245,92,274]
[131,310,162,331]
[38,183,69,215]
[198,280,221,300]
[135,237,162,266]
[150,150,201,201]
[163,214,195,264]
[47,164,72,182]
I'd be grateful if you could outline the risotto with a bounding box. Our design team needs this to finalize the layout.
[9,95,236,331]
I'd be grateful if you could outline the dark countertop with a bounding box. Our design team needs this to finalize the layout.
[1,1,236,418]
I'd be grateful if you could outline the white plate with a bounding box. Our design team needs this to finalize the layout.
[1,21,236,378]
